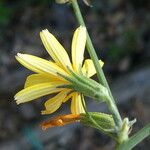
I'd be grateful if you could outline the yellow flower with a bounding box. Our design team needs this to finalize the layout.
[14,26,104,115]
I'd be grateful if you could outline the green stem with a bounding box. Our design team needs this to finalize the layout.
[116,123,150,150]
[71,0,122,128]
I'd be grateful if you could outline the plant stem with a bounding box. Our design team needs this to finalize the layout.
[116,123,150,150]
[71,0,122,128]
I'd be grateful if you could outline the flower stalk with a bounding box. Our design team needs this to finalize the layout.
[70,0,122,129]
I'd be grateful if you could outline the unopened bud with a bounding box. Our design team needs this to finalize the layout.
[80,112,115,131]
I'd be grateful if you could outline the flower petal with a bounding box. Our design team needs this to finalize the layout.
[24,74,63,88]
[62,92,74,103]
[41,90,70,115]
[40,29,72,71]
[82,59,104,77]
[71,93,85,114]
[14,82,65,104]
[16,53,68,79]
[72,26,86,72]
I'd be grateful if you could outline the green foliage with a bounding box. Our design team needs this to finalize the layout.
[0,1,13,27]
[107,42,123,60]
[0,0,51,29]
[108,28,138,61]
[20,0,51,6]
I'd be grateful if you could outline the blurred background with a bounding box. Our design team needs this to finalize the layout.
[0,0,150,149]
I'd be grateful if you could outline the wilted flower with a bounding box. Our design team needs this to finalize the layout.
[41,114,80,129]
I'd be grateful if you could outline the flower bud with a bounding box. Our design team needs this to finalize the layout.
[80,112,115,131]
[118,118,136,143]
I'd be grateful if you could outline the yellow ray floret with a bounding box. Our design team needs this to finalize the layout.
[82,59,104,77]
[16,53,68,78]
[42,89,71,115]
[15,82,65,104]
[40,29,72,71]
[24,74,65,88]
[71,93,85,114]
[72,26,86,72]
